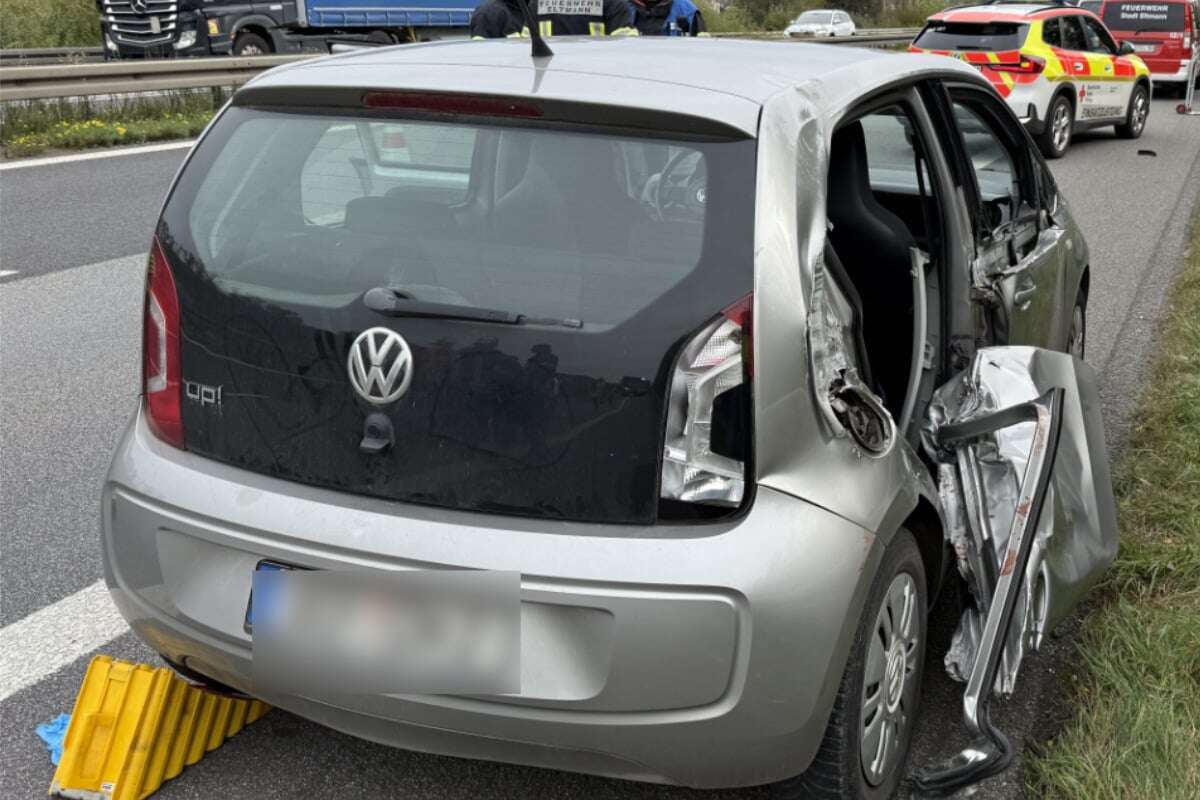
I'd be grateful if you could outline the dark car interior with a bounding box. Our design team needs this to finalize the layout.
[191,116,739,329]
[826,106,943,423]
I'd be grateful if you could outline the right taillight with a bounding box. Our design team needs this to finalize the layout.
[660,295,752,509]
[143,237,184,449]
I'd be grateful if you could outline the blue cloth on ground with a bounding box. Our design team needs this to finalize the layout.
[36,713,71,765]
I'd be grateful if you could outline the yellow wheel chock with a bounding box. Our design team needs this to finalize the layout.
[50,656,269,800]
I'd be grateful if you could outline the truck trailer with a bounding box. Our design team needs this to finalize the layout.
[97,0,480,59]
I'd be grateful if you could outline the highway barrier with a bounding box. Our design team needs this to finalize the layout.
[0,30,919,103]
[0,47,105,64]
[0,54,315,103]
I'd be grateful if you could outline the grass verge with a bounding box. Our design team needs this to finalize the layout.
[1026,214,1200,798]
[1,92,223,159]
[0,0,99,50]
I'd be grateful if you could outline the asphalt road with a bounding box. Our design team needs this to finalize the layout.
[2,103,1198,800]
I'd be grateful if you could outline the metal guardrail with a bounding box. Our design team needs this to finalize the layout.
[711,28,919,47]
[0,30,920,103]
[0,46,105,64]
[0,54,316,102]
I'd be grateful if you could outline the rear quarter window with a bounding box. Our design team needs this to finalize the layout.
[914,21,1029,51]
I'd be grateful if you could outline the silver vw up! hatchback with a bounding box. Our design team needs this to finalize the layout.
[105,38,1117,798]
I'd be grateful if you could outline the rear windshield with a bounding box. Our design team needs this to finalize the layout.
[798,11,833,23]
[159,105,756,524]
[914,21,1029,51]
[177,108,744,328]
[1078,1,1102,13]
[1102,2,1187,32]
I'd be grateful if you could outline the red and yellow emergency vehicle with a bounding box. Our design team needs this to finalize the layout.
[911,1,1152,156]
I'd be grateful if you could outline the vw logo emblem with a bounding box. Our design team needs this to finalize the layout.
[347,327,413,405]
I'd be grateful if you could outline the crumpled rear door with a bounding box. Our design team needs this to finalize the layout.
[914,346,1117,793]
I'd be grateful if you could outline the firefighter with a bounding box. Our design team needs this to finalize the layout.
[470,0,638,38]
[632,0,706,36]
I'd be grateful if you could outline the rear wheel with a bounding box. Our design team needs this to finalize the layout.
[1068,287,1087,359]
[233,32,271,56]
[772,528,927,800]
[1037,94,1073,159]
[1115,84,1150,139]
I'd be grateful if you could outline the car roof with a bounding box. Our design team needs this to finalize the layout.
[932,2,1085,22]
[241,38,985,138]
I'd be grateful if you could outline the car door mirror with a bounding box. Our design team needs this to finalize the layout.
[1118,41,1135,56]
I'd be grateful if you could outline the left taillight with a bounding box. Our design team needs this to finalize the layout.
[993,55,1045,74]
[660,295,752,511]
[143,236,184,449]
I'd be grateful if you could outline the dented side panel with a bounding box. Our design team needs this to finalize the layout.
[751,86,917,533]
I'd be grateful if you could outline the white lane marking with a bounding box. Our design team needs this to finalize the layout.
[0,140,195,172]
[0,270,18,279]
[0,580,129,701]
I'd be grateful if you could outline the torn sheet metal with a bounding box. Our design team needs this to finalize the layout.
[924,347,1117,694]
[916,384,1064,794]
[808,254,897,459]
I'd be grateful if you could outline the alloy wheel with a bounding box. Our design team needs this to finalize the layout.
[1052,102,1072,153]
[1132,91,1149,135]
[860,572,920,786]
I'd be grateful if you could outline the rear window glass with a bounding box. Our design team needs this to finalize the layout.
[179,108,741,328]
[914,21,1029,50]
[1102,2,1187,32]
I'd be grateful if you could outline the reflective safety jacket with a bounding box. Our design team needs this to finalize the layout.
[632,0,705,36]
[469,0,637,38]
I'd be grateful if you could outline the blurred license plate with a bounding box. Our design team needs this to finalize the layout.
[245,560,291,629]
[249,568,520,695]
[1132,44,1156,53]
[150,17,161,34]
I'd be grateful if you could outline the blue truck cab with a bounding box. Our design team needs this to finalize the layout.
[97,0,481,59]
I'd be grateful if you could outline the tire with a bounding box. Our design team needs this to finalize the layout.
[1037,93,1074,159]
[772,528,928,800]
[233,32,271,56]
[1115,83,1149,139]
[1067,286,1087,359]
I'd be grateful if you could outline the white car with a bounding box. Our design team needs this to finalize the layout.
[785,9,856,37]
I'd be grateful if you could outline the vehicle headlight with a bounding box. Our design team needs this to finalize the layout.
[175,28,197,50]
[105,34,118,52]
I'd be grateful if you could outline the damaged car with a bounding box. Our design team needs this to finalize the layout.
[103,36,1117,799]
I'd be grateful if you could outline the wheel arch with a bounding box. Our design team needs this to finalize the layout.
[903,495,948,601]
[231,18,277,51]
[1051,82,1078,117]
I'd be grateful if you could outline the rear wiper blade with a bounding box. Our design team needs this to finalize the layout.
[363,287,583,329]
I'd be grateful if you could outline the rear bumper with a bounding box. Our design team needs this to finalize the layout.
[1005,84,1053,134]
[102,410,882,788]
[1147,60,1196,84]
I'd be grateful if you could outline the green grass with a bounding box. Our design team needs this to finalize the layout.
[1026,215,1200,799]
[0,0,100,49]
[1,92,224,158]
